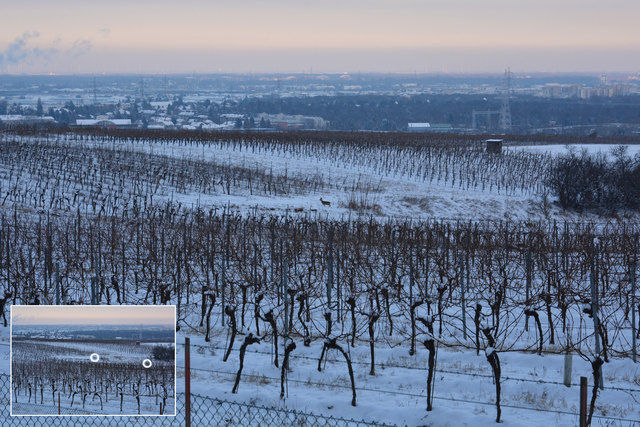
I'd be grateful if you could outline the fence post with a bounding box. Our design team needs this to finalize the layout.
[91,277,96,305]
[460,253,467,340]
[632,235,637,363]
[327,229,333,315]
[55,262,60,305]
[525,250,531,332]
[579,376,587,427]
[563,351,572,387]
[58,390,60,415]
[336,247,341,323]
[590,239,603,389]
[221,253,226,327]
[185,337,191,427]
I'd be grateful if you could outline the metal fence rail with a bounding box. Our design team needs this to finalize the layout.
[0,374,390,426]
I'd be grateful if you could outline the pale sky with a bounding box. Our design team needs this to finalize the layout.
[11,305,175,327]
[1,0,640,73]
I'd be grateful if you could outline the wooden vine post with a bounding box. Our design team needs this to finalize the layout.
[590,238,603,389]
[326,228,334,336]
[632,234,637,363]
[185,337,191,427]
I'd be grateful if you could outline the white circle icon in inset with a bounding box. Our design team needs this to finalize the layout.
[90,353,100,363]
[142,359,153,368]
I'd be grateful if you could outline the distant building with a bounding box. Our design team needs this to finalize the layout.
[408,122,453,133]
[273,120,304,131]
[220,113,244,120]
[0,115,55,129]
[429,124,453,132]
[539,83,632,99]
[408,122,430,132]
[256,113,328,130]
[74,119,135,129]
[485,139,503,154]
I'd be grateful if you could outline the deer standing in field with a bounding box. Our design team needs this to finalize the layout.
[320,198,331,206]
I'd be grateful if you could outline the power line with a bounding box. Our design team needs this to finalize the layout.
[177,341,640,393]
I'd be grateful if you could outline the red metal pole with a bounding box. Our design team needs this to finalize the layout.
[185,337,191,427]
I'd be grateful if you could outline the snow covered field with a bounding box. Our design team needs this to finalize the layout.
[6,132,637,223]
[11,338,175,416]
[2,133,639,224]
[176,333,640,426]
[509,143,640,158]
[1,322,639,425]
[0,131,638,426]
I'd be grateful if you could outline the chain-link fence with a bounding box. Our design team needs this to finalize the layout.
[189,393,394,427]
[0,374,392,426]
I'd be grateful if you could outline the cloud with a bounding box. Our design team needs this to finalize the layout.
[0,31,61,71]
[98,28,111,37]
[67,38,93,57]
[0,31,40,65]
[0,32,98,71]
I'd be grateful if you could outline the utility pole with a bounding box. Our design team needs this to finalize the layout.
[164,75,168,98]
[499,67,512,132]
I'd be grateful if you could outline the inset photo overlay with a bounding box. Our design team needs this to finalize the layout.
[11,305,176,416]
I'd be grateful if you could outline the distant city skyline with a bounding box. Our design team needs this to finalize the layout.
[12,306,175,327]
[1,1,640,74]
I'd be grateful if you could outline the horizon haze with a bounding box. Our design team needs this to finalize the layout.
[11,305,176,327]
[1,1,639,74]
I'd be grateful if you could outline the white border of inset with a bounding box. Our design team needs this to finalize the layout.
[10,304,177,417]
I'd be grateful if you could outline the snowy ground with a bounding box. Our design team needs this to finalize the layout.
[37,135,639,223]
[0,134,638,425]
[2,311,639,426]
[10,339,175,416]
[509,143,640,158]
[125,139,545,221]
[168,299,640,427]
